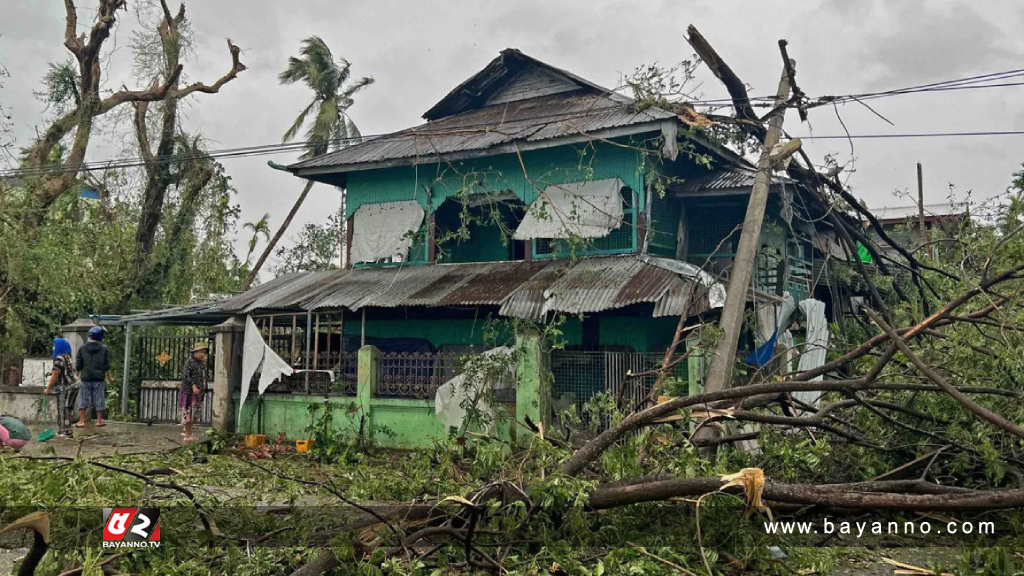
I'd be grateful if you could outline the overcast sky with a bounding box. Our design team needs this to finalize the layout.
[4,0,1024,281]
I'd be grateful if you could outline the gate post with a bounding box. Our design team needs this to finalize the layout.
[356,345,379,441]
[515,326,549,446]
[60,318,97,360]
[211,316,245,432]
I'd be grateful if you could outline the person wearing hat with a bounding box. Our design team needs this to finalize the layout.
[180,341,209,442]
[75,326,111,428]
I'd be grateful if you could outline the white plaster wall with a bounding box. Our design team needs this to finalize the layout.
[21,358,53,388]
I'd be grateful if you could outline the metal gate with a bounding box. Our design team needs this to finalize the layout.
[550,349,687,430]
[135,330,214,425]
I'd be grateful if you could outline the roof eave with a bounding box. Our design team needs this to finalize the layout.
[289,119,674,179]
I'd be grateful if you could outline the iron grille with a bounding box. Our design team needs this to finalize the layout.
[550,350,687,429]
[253,350,358,396]
[377,351,463,399]
[135,330,214,381]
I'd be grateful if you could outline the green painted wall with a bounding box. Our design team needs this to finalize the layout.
[235,393,475,449]
[344,318,504,346]
[596,316,682,353]
[235,344,516,449]
[345,140,649,219]
[346,139,650,265]
[442,218,510,263]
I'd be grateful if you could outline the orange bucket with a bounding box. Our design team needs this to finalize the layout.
[296,440,314,453]
[245,434,266,448]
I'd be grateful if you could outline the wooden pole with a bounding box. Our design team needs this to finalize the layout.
[702,59,794,396]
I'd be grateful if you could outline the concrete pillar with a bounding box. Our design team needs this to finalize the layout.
[60,318,97,360]
[515,327,549,445]
[211,316,245,432]
[356,345,379,440]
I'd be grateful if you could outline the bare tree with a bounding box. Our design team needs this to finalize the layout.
[23,0,244,218]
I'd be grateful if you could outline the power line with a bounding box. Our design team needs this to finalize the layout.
[797,130,1024,140]
[7,66,1024,179]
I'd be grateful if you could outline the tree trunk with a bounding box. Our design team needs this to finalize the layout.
[245,179,315,289]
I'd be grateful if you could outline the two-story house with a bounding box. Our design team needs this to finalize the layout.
[113,49,842,445]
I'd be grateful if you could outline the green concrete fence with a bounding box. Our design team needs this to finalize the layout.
[229,329,548,449]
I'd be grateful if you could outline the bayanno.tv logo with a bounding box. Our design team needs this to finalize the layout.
[102,508,161,548]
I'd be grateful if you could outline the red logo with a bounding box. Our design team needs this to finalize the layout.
[102,508,160,548]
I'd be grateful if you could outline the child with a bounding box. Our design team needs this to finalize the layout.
[180,342,209,442]
[0,415,30,451]
[44,337,76,437]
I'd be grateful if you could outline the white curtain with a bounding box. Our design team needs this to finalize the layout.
[514,178,625,240]
[350,200,425,264]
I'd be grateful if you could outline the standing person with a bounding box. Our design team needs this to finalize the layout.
[75,326,111,428]
[44,337,77,437]
[180,342,209,442]
[0,415,31,451]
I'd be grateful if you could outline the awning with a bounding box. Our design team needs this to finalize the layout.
[214,255,726,322]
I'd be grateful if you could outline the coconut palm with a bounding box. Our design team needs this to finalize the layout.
[243,213,271,262]
[245,37,373,288]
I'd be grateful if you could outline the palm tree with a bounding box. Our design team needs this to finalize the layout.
[243,213,271,263]
[244,36,373,288]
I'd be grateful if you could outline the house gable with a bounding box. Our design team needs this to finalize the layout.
[485,64,582,105]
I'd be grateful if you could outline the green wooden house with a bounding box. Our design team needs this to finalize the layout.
[113,49,842,445]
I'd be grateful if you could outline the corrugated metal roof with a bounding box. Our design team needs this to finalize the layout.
[872,203,969,223]
[215,255,725,322]
[674,167,796,194]
[424,48,615,121]
[289,91,673,174]
[109,302,231,326]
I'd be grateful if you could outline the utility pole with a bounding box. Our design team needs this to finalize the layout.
[917,162,927,253]
[702,55,798,396]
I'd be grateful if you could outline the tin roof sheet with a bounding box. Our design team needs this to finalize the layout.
[290,91,673,174]
[214,255,725,322]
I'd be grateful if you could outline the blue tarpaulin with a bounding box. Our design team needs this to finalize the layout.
[745,331,779,366]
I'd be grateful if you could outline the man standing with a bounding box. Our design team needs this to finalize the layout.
[180,342,209,442]
[75,326,111,428]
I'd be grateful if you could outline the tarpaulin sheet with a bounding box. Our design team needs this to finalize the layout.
[350,200,425,264]
[435,346,515,434]
[794,299,829,407]
[513,178,624,240]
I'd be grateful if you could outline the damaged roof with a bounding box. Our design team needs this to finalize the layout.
[289,92,675,176]
[287,48,690,179]
[213,255,722,322]
[672,166,796,196]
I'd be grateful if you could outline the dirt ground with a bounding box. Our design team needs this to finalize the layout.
[18,421,208,459]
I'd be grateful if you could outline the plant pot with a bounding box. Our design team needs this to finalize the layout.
[296,439,314,453]
[245,434,266,448]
